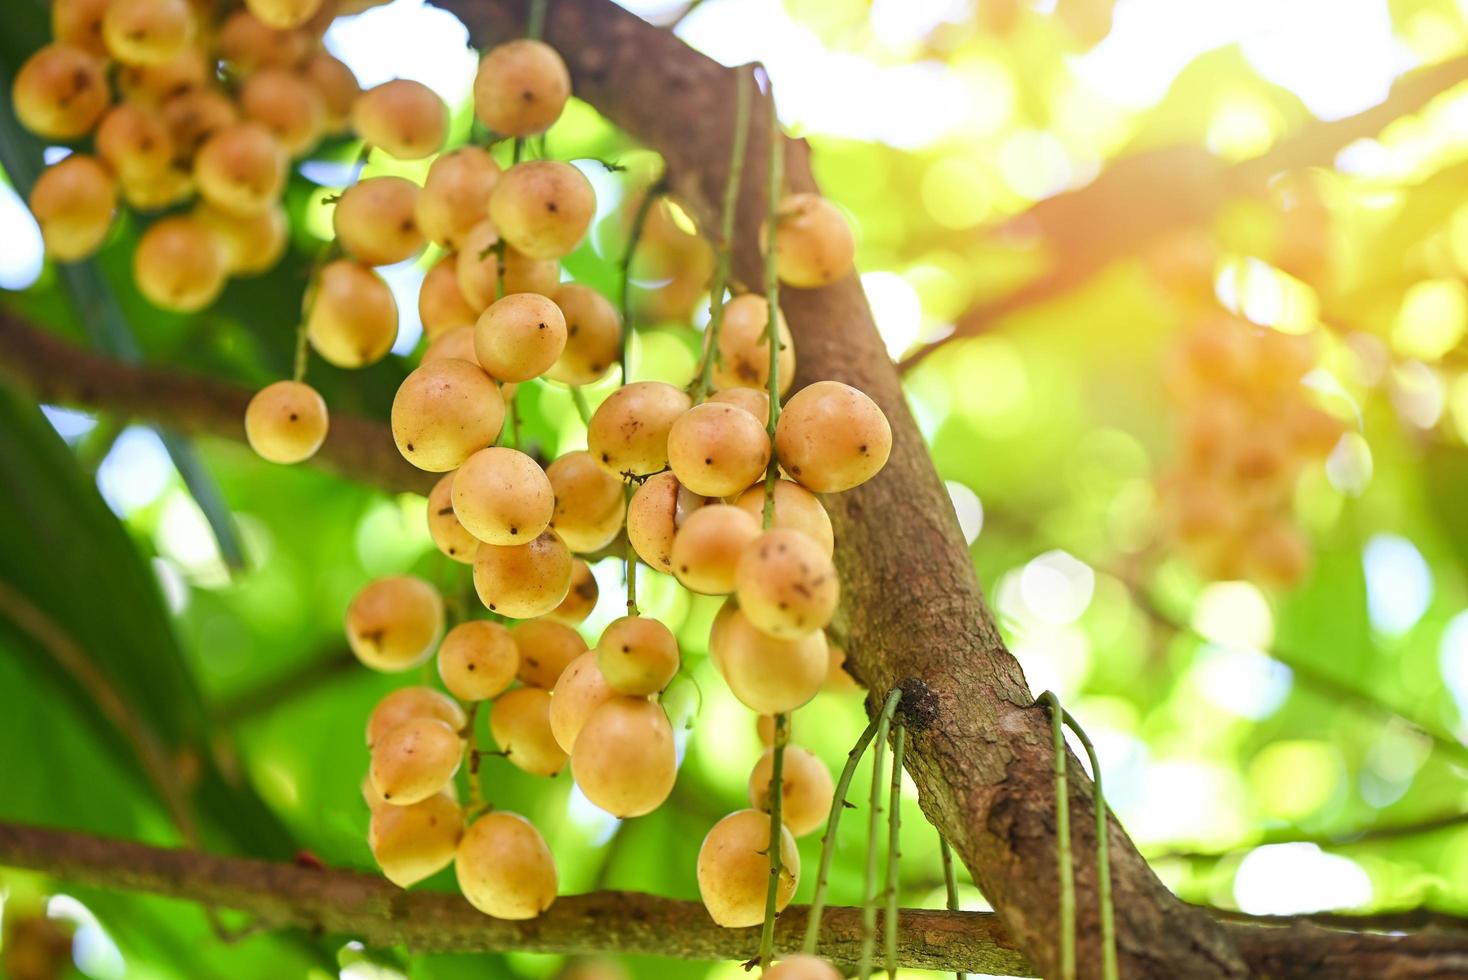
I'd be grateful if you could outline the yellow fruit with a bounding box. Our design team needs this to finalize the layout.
[160,87,238,160]
[117,47,210,104]
[452,446,555,546]
[455,219,501,310]
[473,530,573,619]
[307,260,399,368]
[53,0,112,57]
[416,147,501,251]
[512,618,587,689]
[489,160,595,260]
[438,620,519,701]
[697,809,798,927]
[194,201,288,276]
[300,52,361,135]
[353,79,447,160]
[587,381,692,477]
[456,812,557,919]
[708,294,794,396]
[28,154,115,262]
[239,67,325,157]
[245,0,324,30]
[709,386,770,426]
[667,402,771,498]
[422,325,479,367]
[420,256,481,339]
[474,292,567,382]
[370,716,462,805]
[712,604,827,714]
[626,471,708,572]
[216,10,310,74]
[670,503,759,595]
[120,166,194,212]
[735,528,838,639]
[96,103,175,181]
[824,644,860,692]
[369,790,461,887]
[732,481,834,557]
[103,0,194,67]
[549,650,628,754]
[775,381,891,493]
[490,686,567,776]
[571,698,677,817]
[133,215,227,312]
[346,575,445,672]
[764,955,843,980]
[748,745,835,837]
[473,39,571,137]
[193,121,287,216]
[426,471,479,564]
[365,686,466,749]
[391,359,505,472]
[545,559,598,627]
[503,244,561,295]
[12,44,109,139]
[333,175,424,267]
[244,380,328,464]
[546,450,625,554]
[546,283,620,385]
[765,193,855,288]
[595,616,679,696]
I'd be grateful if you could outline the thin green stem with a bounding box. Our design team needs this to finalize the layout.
[619,177,666,385]
[1039,691,1075,980]
[939,837,962,980]
[569,385,591,426]
[690,69,752,404]
[757,712,789,972]
[858,701,893,979]
[624,485,639,616]
[803,687,902,954]
[1060,704,1117,980]
[291,319,309,383]
[884,724,905,980]
[461,701,483,814]
[526,0,548,40]
[760,86,784,527]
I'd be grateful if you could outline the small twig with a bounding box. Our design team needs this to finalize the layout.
[569,385,592,426]
[462,701,483,812]
[858,697,894,979]
[940,837,962,980]
[1056,702,1116,980]
[884,724,905,979]
[1038,691,1075,980]
[759,81,784,528]
[757,712,789,971]
[619,175,667,382]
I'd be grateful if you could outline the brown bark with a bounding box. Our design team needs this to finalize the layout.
[0,307,433,497]
[432,1,1243,975]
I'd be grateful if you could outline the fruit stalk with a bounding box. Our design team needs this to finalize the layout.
[884,723,905,979]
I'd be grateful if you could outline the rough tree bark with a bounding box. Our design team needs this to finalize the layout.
[431,1,1243,976]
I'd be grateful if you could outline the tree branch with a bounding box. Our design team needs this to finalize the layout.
[0,307,433,496]
[2,821,1466,978]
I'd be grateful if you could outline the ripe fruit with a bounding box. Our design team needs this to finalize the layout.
[764,955,842,980]
[307,260,399,368]
[825,644,860,691]
[512,618,587,689]
[473,40,571,137]
[626,471,708,571]
[13,44,110,139]
[546,451,625,553]
[28,154,115,262]
[196,202,288,276]
[708,294,795,396]
[490,686,567,776]
[244,380,329,464]
[452,447,555,546]
[670,504,760,595]
[96,103,174,181]
[133,216,228,312]
[369,790,462,887]
[709,387,770,426]
[456,219,502,310]
[245,0,325,30]
[369,716,463,805]
[697,809,799,927]
[733,481,834,557]
[596,616,679,696]
[416,147,501,251]
[160,88,238,160]
[391,359,505,472]
[346,575,445,672]
[426,472,479,563]
[52,0,111,57]
[546,283,620,385]
[239,67,325,157]
[365,686,466,748]
[489,160,596,260]
[301,52,361,135]
[549,651,626,753]
[1246,519,1312,588]
[422,325,479,367]
[712,605,827,714]
[502,244,561,295]
[546,559,598,626]
[571,698,677,817]
[194,122,288,216]
[473,529,573,619]
[749,745,835,837]
[117,47,209,104]
[765,193,855,288]
[120,166,193,212]
[667,402,772,498]
[775,381,892,493]
[103,0,194,66]
[353,79,447,160]
[456,812,557,919]
[474,292,568,382]
[736,528,839,639]
[420,256,481,339]
[217,10,309,74]
[333,176,424,267]
[587,381,693,477]
[438,620,519,701]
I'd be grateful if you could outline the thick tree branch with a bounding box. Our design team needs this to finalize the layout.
[2,821,1466,978]
[0,307,433,496]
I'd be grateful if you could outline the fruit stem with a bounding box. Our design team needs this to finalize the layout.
[756,711,789,972]
[1038,690,1075,980]
[802,687,901,955]
[1057,699,1118,980]
[569,385,591,425]
[939,836,962,980]
[760,75,784,529]
[857,695,893,979]
[462,700,484,813]
[689,67,752,405]
[618,174,667,386]
[883,723,904,980]
[527,0,549,40]
[624,484,639,617]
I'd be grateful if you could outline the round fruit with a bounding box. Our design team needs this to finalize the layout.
[670,504,759,595]
[546,283,620,385]
[512,618,587,689]
[120,167,193,212]
[239,67,325,156]
[96,103,174,181]
[438,620,519,701]
[473,530,573,619]
[825,643,860,692]
[708,294,794,396]
[712,605,827,714]
[422,325,479,367]
[763,955,843,980]
[546,559,598,626]
[733,481,834,557]
[426,472,479,563]
[391,359,505,472]
[452,447,555,545]
[546,451,626,553]
[245,0,324,30]
[346,575,445,672]
[503,244,561,295]
[587,381,692,478]
[474,292,568,382]
[217,10,309,74]
[667,402,771,498]
[709,387,770,426]
[134,216,227,312]
[489,160,595,260]
[456,812,557,919]
[28,154,115,262]
[735,528,839,639]
[748,745,835,837]
[416,147,501,251]
[334,175,424,266]
[490,687,566,776]
[307,260,399,368]
[193,121,287,216]
[420,255,481,339]
[596,616,679,696]
[549,650,627,753]
[456,219,501,311]
[697,809,799,927]
[244,381,328,464]
[369,716,462,805]
[13,44,109,139]
[195,202,288,276]
[756,713,777,747]
[53,0,111,57]
[473,39,571,137]
[626,471,708,571]
[765,193,855,288]
[117,47,209,104]
[775,380,891,493]
[103,0,193,66]
[365,686,466,748]
[571,698,677,817]
[301,52,361,134]
[353,79,447,160]
[369,790,462,887]
[160,88,238,160]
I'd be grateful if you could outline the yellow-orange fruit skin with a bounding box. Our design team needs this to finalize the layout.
[545,559,598,626]
[53,0,112,58]
[333,175,424,267]
[346,575,446,672]
[473,292,568,383]
[735,528,839,639]
[452,447,554,546]
[196,202,288,277]
[302,52,361,135]
[307,260,399,368]
[775,380,892,493]
[133,216,228,313]
[416,147,501,251]
[488,160,596,260]
[96,103,174,181]
[422,325,479,367]
[244,381,329,464]
[709,387,770,426]
[238,67,325,157]
[420,256,482,340]
[160,88,238,161]
[489,686,567,777]
[438,619,519,701]
[28,154,116,262]
[587,381,692,478]
[670,504,760,596]
[697,809,799,928]
[711,605,827,714]
[667,402,771,498]
[765,193,856,288]
[549,650,634,754]
[455,812,558,920]
[472,530,573,620]
[353,79,447,161]
[369,790,462,888]
[546,283,620,385]
[626,471,708,572]
[13,44,110,139]
[546,451,626,554]
[748,745,835,837]
[193,121,288,216]
[733,481,835,558]
[369,716,463,805]
[595,616,679,696]
[763,955,843,980]
[473,39,571,137]
[245,0,325,30]
[571,698,677,817]
[103,0,194,67]
[427,472,480,564]
[512,618,587,689]
[391,359,505,473]
[217,10,310,74]
[708,294,795,397]
[365,686,466,749]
